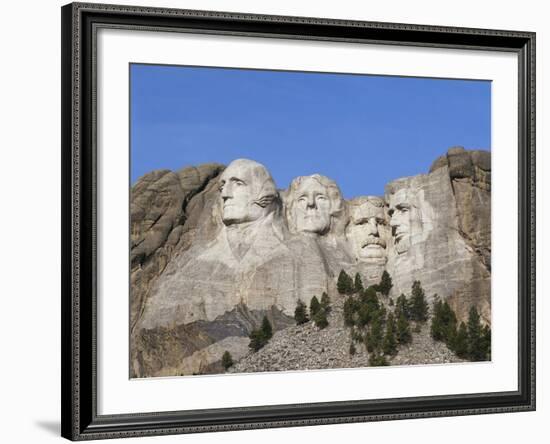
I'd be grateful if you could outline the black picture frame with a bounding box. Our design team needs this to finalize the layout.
[61,2,536,440]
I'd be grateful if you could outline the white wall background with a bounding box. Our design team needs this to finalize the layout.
[0,0,546,443]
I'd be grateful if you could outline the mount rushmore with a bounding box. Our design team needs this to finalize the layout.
[130,146,491,377]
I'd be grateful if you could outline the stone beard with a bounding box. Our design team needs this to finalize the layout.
[287,174,344,235]
[388,187,414,254]
[346,196,388,262]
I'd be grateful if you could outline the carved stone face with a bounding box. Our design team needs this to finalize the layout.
[347,197,388,261]
[388,188,413,254]
[292,177,332,234]
[287,175,343,235]
[218,159,276,226]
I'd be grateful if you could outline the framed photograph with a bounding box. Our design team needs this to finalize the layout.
[61,2,535,440]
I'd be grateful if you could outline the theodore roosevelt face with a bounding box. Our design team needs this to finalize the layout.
[347,197,388,261]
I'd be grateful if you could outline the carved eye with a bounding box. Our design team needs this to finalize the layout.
[317,195,327,201]
[388,209,394,217]
[234,180,245,187]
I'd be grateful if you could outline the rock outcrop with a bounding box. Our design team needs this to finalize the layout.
[130,147,491,377]
[130,163,225,333]
[386,147,490,324]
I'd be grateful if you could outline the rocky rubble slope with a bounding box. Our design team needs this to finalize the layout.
[229,295,463,374]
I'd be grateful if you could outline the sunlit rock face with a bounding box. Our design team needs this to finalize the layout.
[385,147,491,325]
[129,163,225,334]
[130,147,491,377]
[138,160,325,327]
[428,147,491,323]
[132,160,328,378]
[283,174,354,292]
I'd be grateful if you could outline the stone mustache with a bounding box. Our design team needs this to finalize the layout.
[130,147,490,377]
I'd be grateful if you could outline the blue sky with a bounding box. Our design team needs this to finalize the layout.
[130,64,490,198]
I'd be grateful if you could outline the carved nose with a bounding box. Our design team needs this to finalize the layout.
[220,185,232,200]
[306,195,316,208]
[366,220,379,236]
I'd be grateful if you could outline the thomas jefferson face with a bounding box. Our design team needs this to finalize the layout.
[292,177,332,234]
[347,198,388,261]
[218,159,276,226]
[388,188,412,254]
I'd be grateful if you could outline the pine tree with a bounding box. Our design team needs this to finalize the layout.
[395,294,410,320]
[355,287,378,327]
[313,309,328,329]
[481,325,492,361]
[351,328,363,343]
[337,270,354,295]
[294,299,309,325]
[261,316,273,340]
[343,297,356,327]
[430,297,445,341]
[466,306,486,361]
[383,313,397,356]
[357,303,371,327]
[222,351,233,370]
[249,316,274,351]
[321,292,331,312]
[441,301,458,345]
[248,330,266,352]
[354,273,364,293]
[396,311,412,344]
[310,296,321,318]
[337,270,347,294]
[365,332,374,353]
[368,352,389,366]
[409,280,428,322]
[366,311,384,353]
[453,322,469,358]
[378,270,393,296]
[361,286,380,309]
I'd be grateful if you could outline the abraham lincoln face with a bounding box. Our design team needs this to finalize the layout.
[218,159,277,226]
[388,188,413,254]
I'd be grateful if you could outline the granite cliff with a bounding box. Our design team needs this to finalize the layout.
[130,147,490,378]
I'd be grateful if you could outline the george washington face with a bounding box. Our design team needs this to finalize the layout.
[218,159,276,226]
